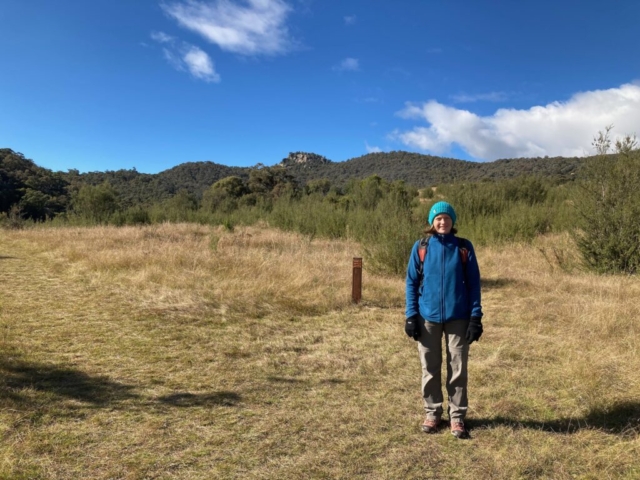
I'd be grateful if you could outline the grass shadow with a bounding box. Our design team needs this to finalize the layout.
[0,354,138,407]
[0,255,17,260]
[470,401,640,436]
[157,391,240,407]
[320,378,346,385]
[480,278,518,290]
[266,376,307,384]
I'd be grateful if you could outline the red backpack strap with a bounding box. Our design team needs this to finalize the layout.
[418,238,428,262]
[457,237,469,285]
[458,237,469,264]
[417,237,429,290]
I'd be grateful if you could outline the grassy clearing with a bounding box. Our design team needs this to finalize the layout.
[0,224,639,479]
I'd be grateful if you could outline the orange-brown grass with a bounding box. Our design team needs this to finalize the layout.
[0,225,638,479]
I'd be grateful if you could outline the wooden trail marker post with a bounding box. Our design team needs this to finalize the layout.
[352,257,362,303]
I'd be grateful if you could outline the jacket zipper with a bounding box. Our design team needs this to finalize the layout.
[440,236,445,323]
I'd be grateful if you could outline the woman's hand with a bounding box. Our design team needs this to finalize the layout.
[466,317,483,344]
[405,315,421,340]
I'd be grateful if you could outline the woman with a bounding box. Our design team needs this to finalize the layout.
[404,201,483,439]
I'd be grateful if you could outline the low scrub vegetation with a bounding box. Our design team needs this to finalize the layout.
[5,127,640,275]
[1,224,639,478]
[34,172,577,276]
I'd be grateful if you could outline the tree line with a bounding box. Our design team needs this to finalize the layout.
[1,148,586,222]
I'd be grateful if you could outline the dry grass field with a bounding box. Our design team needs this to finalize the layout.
[0,223,639,479]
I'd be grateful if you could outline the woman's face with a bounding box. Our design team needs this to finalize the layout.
[433,214,453,234]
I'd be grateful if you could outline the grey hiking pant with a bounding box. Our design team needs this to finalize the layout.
[417,319,469,421]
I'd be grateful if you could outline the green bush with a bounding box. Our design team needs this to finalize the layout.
[432,176,576,246]
[356,194,422,275]
[573,129,640,274]
[71,181,119,223]
[269,195,348,239]
[111,206,151,226]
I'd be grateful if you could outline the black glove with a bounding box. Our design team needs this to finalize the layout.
[405,315,421,340]
[466,316,483,344]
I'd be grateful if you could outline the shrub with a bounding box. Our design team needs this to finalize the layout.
[358,195,422,275]
[71,182,119,223]
[111,206,151,226]
[573,128,640,274]
[202,176,248,213]
[0,205,25,230]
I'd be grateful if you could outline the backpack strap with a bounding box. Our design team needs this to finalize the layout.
[457,237,469,263]
[417,236,429,263]
[457,237,469,285]
[417,236,430,291]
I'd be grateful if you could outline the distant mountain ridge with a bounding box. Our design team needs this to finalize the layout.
[275,150,582,187]
[77,150,584,205]
[2,148,586,212]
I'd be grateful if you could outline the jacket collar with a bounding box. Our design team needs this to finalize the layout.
[433,233,457,243]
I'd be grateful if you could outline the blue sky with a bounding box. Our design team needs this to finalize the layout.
[1,0,639,173]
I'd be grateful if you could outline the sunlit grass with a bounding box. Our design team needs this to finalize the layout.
[0,225,638,479]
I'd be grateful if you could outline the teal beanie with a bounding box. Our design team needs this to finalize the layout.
[428,201,457,225]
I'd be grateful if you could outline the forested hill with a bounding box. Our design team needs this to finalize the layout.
[279,151,582,186]
[78,161,247,205]
[78,151,583,202]
[1,147,585,218]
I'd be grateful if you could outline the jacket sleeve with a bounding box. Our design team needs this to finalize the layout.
[405,241,421,319]
[465,241,483,319]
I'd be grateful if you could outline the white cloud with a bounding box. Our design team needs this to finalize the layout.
[151,31,174,43]
[451,91,509,103]
[344,15,356,25]
[153,32,220,82]
[365,142,381,153]
[161,0,294,56]
[183,45,221,82]
[393,83,640,160]
[333,57,359,72]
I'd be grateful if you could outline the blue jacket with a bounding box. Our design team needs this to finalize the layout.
[405,234,482,323]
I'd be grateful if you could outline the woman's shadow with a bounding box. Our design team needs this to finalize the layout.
[0,353,242,412]
[0,352,138,408]
[469,401,640,436]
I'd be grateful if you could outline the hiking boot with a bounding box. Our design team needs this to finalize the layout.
[421,417,441,433]
[450,420,467,439]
